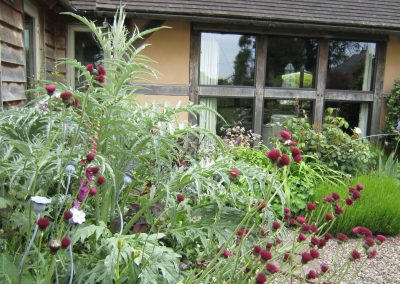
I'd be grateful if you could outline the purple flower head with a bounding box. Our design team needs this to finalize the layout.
[397,121,400,130]
[78,179,88,202]
[72,199,80,209]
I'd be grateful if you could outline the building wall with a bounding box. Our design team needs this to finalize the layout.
[383,35,400,93]
[131,20,191,120]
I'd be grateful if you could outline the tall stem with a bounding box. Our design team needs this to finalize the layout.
[68,242,74,284]
[19,214,40,273]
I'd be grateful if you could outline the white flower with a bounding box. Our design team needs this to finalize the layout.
[354,127,362,135]
[31,196,51,214]
[70,207,86,224]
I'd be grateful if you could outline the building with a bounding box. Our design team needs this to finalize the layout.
[1,0,400,138]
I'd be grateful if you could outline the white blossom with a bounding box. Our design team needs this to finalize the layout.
[70,207,86,224]
[354,127,362,135]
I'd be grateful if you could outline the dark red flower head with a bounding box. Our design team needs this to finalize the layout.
[256,272,267,284]
[280,129,291,140]
[297,233,307,242]
[256,200,266,211]
[37,217,51,230]
[324,233,333,240]
[310,248,320,259]
[60,91,73,101]
[345,198,354,205]
[97,176,106,186]
[86,152,96,162]
[272,221,281,230]
[64,210,73,220]
[301,223,312,232]
[356,183,365,191]
[350,189,361,200]
[266,149,281,162]
[266,242,273,249]
[307,270,318,279]
[332,192,340,200]
[97,65,106,76]
[364,237,375,248]
[323,195,334,203]
[318,239,327,249]
[293,154,302,164]
[284,207,290,214]
[96,74,105,84]
[86,64,94,72]
[230,168,241,177]
[352,226,372,237]
[290,147,301,156]
[350,249,361,261]
[337,233,349,242]
[87,166,100,174]
[310,236,320,247]
[307,203,317,211]
[253,245,262,255]
[284,252,290,261]
[334,206,343,215]
[279,154,291,166]
[296,216,307,224]
[266,263,279,274]
[61,236,71,248]
[289,140,297,146]
[376,235,386,245]
[45,85,56,93]
[89,188,97,196]
[176,194,185,203]
[321,263,329,273]
[325,213,333,221]
[222,249,231,258]
[259,249,272,261]
[301,252,313,264]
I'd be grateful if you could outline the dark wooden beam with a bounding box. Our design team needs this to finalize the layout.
[137,84,189,96]
[199,86,254,98]
[324,90,374,102]
[189,28,200,124]
[264,89,317,100]
[314,39,329,128]
[370,41,387,135]
[254,35,267,135]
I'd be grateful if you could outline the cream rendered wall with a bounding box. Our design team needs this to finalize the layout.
[132,20,191,120]
[383,35,400,93]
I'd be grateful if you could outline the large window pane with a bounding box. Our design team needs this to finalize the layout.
[200,33,256,86]
[262,99,313,141]
[216,98,254,135]
[327,41,376,91]
[266,37,318,88]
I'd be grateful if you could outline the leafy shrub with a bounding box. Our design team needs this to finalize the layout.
[313,175,400,235]
[282,109,376,175]
[383,80,400,153]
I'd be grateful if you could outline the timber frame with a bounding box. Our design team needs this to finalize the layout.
[187,23,388,135]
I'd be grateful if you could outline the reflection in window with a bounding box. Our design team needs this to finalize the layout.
[74,32,102,87]
[266,37,318,88]
[24,14,35,88]
[262,99,313,141]
[200,33,256,86]
[215,98,254,135]
[327,41,376,91]
[324,101,369,135]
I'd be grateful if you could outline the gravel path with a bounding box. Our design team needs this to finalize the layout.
[312,235,400,284]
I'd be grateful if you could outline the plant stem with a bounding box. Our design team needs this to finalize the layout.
[19,214,40,274]
[68,242,74,284]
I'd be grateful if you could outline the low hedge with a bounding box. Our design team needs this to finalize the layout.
[313,174,400,235]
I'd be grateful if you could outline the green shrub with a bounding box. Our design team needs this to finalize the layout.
[282,110,376,175]
[313,175,400,235]
[383,80,400,153]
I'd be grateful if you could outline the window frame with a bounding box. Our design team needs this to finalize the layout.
[66,25,91,88]
[190,24,387,136]
[23,0,40,85]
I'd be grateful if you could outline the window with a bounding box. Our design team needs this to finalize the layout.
[263,99,313,141]
[327,41,376,91]
[200,33,256,86]
[266,37,318,88]
[216,98,254,135]
[324,101,370,135]
[24,0,39,89]
[67,26,102,88]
